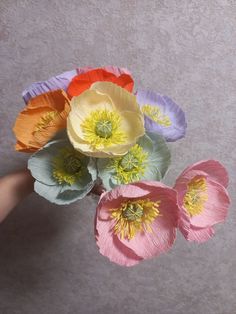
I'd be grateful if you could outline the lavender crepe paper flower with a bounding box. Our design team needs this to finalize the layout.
[22,66,131,103]
[22,69,77,103]
[136,90,187,142]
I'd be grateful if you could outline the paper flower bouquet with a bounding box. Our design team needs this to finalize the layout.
[13,66,230,266]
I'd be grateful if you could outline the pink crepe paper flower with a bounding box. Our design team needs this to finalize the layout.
[174,160,230,243]
[95,181,179,266]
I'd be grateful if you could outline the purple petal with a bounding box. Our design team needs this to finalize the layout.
[136,90,187,142]
[22,69,77,103]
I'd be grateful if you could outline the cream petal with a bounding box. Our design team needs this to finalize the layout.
[120,111,145,141]
[90,81,141,114]
[70,89,114,117]
[68,111,86,140]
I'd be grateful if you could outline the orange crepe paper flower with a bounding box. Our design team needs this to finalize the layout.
[13,89,71,152]
[67,68,134,98]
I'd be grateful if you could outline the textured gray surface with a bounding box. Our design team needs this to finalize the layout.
[0,1,236,313]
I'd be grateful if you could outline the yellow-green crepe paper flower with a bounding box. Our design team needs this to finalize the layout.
[67,81,145,158]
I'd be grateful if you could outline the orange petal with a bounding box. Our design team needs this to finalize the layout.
[27,89,70,112]
[13,90,71,151]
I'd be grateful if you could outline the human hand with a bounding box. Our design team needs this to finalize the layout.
[0,169,34,223]
[0,169,105,223]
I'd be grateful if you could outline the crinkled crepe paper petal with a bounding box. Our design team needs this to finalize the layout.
[67,68,134,98]
[77,66,132,77]
[22,70,77,103]
[136,90,187,142]
[179,159,229,188]
[28,139,94,205]
[174,163,230,242]
[67,82,144,158]
[118,182,178,259]
[97,133,170,190]
[95,182,178,264]
[95,218,143,266]
[14,90,70,152]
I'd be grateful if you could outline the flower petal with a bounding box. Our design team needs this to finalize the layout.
[68,82,144,158]
[190,179,230,228]
[14,90,70,152]
[95,217,143,266]
[145,132,171,177]
[136,90,187,142]
[119,184,178,259]
[77,66,131,76]
[180,225,215,243]
[34,181,62,203]
[67,69,134,98]
[91,81,140,114]
[22,70,77,103]
[181,160,229,188]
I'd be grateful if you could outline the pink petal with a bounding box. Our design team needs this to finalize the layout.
[181,160,229,188]
[76,66,131,77]
[190,179,230,228]
[95,214,142,267]
[96,184,151,221]
[183,226,215,243]
[119,186,178,259]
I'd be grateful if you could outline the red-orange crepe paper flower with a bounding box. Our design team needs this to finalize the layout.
[13,89,70,152]
[67,68,134,98]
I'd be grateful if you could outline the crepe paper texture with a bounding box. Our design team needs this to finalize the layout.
[28,138,94,205]
[13,90,70,152]
[67,68,134,99]
[95,132,171,190]
[95,181,179,266]
[22,66,131,103]
[12,65,231,267]
[174,160,230,242]
[67,81,145,158]
[136,90,187,142]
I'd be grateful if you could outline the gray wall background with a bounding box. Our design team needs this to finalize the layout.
[0,1,235,313]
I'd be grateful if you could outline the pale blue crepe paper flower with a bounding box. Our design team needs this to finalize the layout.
[93,132,171,191]
[28,138,95,205]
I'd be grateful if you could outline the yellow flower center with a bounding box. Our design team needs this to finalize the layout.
[52,147,84,185]
[109,144,148,184]
[111,199,161,240]
[183,178,208,217]
[142,104,171,127]
[80,109,126,149]
[34,111,58,132]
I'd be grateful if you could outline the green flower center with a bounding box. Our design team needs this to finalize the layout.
[111,199,161,239]
[63,155,82,174]
[52,147,85,185]
[81,109,126,149]
[122,203,144,221]
[119,152,139,171]
[109,144,148,184]
[95,120,113,138]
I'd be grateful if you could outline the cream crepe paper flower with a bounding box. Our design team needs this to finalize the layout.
[67,82,145,158]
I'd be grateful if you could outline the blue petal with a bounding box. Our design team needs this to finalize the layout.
[34,181,62,203]
[57,182,94,204]
[146,132,171,177]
